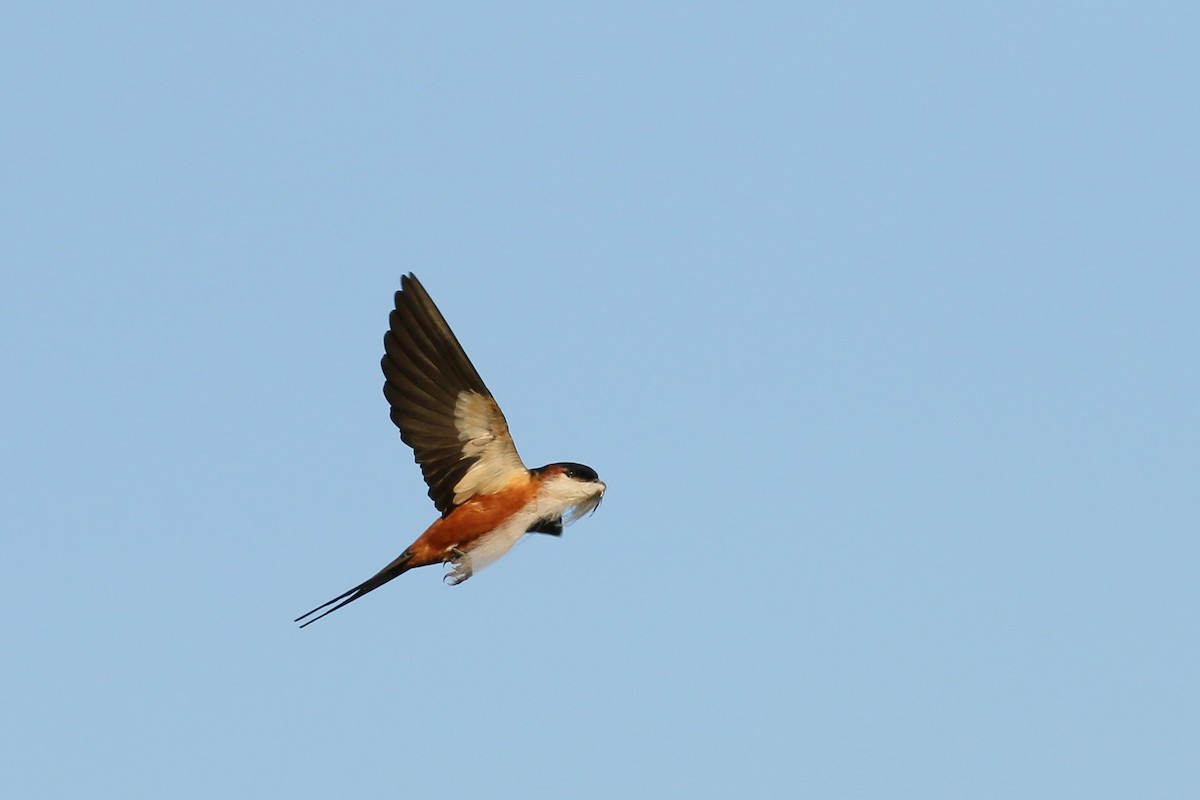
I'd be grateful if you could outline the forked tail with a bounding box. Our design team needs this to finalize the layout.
[294,550,414,628]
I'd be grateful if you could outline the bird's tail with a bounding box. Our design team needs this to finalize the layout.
[294,550,414,628]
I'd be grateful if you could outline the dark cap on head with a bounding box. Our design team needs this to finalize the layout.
[537,462,601,482]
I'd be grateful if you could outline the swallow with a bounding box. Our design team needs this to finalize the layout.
[295,274,606,628]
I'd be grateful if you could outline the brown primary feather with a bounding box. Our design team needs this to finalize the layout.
[382,273,525,516]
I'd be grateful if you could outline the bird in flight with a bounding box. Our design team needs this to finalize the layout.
[295,274,606,627]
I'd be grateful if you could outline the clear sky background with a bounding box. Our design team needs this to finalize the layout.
[2,3,1197,798]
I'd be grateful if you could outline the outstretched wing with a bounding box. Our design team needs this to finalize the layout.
[381,274,528,515]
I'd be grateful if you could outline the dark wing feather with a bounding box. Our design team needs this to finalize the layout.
[383,274,526,515]
[527,517,564,536]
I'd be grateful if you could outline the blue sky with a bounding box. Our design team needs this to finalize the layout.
[2,2,1197,797]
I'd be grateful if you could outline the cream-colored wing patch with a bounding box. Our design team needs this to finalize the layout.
[452,391,528,504]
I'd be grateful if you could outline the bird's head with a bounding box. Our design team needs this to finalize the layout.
[533,462,606,523]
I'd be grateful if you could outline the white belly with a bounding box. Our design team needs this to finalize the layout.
[465,520,530,574]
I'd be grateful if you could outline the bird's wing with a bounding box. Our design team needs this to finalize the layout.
[381,273,528,515]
